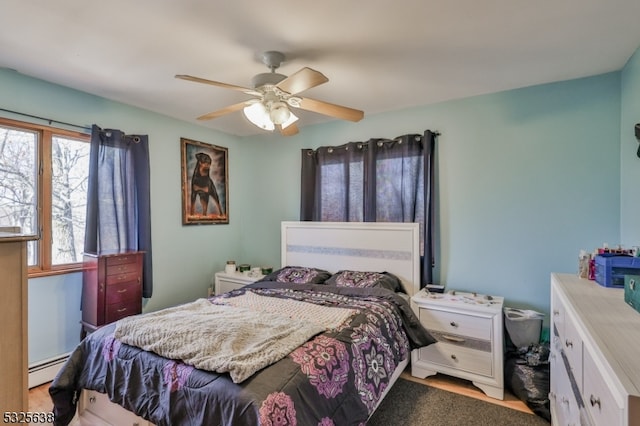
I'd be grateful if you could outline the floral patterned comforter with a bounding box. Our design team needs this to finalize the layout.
[50,281,434,426]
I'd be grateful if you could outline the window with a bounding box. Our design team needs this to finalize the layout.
[0,117,90,276]
[300,131,438,286]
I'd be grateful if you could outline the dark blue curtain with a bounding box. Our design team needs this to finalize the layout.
[84,125,153,298]
[300,130,437,286]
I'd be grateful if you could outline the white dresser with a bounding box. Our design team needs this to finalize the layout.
[550,273,640,426]
[411,289,505,400]
[214,271,262,295]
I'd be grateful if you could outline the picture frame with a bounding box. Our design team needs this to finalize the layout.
[180,137,229,225]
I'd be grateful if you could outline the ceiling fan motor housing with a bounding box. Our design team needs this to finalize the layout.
[251,72,287,89]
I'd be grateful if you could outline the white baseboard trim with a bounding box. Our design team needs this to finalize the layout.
[29,353,70,388]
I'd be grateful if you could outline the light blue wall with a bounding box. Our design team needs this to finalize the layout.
[0,68,250,363]
[239,73,623,317]
[1,54,634,364]
[621,46,640,244]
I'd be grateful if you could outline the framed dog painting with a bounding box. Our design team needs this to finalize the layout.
[180,138,229,225]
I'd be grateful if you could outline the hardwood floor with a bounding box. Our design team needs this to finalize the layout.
[400,371,533,414]
[29,371,533,420]
[29,382,55,413]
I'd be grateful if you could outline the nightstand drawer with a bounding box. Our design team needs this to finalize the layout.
[214,271,262,295]
[217,279,247,294]
[411,289,504,400]
[419,308,492,340]
[417,342,493,377]
[105,299,141,323]
[105,280,141,304]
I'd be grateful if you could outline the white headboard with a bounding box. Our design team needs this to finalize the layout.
[281,221,421,297]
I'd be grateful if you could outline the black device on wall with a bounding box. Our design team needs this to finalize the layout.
[636,123,640,158]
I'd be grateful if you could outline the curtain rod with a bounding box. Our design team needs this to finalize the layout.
[0,107,90,132]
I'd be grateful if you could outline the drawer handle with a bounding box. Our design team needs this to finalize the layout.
[589,395,601,409]
[631,279,636,291]
[449,321,459,328]
[450,354,458,361]
[565,339,573,348]
[561,396,569,406]
[89,396,96,404]
[117,289,128,293]
[117,308,127,313]
[442,334,465,343]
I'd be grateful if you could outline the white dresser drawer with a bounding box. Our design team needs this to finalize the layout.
[419,308,492,341]
[551,287,566,342]
[417,342,493,377]
[554,353,581,426]
[550,273,640,426]
[562,311,583,387]
[583,348,623,426]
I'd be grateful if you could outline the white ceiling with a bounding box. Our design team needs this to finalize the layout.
[2,0,640,136]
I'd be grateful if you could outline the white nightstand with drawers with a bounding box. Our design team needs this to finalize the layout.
[214,271,263,295]
[411,288,505,400]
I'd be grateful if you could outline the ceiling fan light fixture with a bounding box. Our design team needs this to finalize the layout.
[280,110,299,129]
[269,101,291,125]
[243,102,274,131]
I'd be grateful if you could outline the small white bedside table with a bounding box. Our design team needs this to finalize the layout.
[411,288,505,400]
[214,271,263,295]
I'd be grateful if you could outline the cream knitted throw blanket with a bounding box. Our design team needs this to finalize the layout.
[114,298,332,383]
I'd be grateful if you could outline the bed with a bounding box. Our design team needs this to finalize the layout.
[50,221,434,426]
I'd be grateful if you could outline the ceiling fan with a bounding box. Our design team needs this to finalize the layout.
[175,51,364,136]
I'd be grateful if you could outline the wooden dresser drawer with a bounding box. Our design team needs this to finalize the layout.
[82,251,144,337]
[106,254,139,267]
[583,347,623,425]
[105,261,139,276]
[417,342,493,377]
[419,308,492,341]
[105,299,141,323]
[105,271,140,286]
[105,280,141,304]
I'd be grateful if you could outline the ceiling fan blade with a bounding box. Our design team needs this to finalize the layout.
[175,74,261,96]
[297,97,364,122]
[278,123,299,136]
[276,67,328,95]
[196,101,250,121]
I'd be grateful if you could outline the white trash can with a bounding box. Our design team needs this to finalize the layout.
[504,308,544,348]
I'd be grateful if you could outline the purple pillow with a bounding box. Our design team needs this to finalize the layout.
[326,270,402,292]
[263,266,331,284]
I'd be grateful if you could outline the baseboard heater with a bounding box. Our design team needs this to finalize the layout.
[28,353,70,388]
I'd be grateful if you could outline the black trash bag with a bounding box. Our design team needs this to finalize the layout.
[505,343,551,422]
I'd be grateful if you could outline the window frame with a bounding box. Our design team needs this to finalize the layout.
[0,116,90,277]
